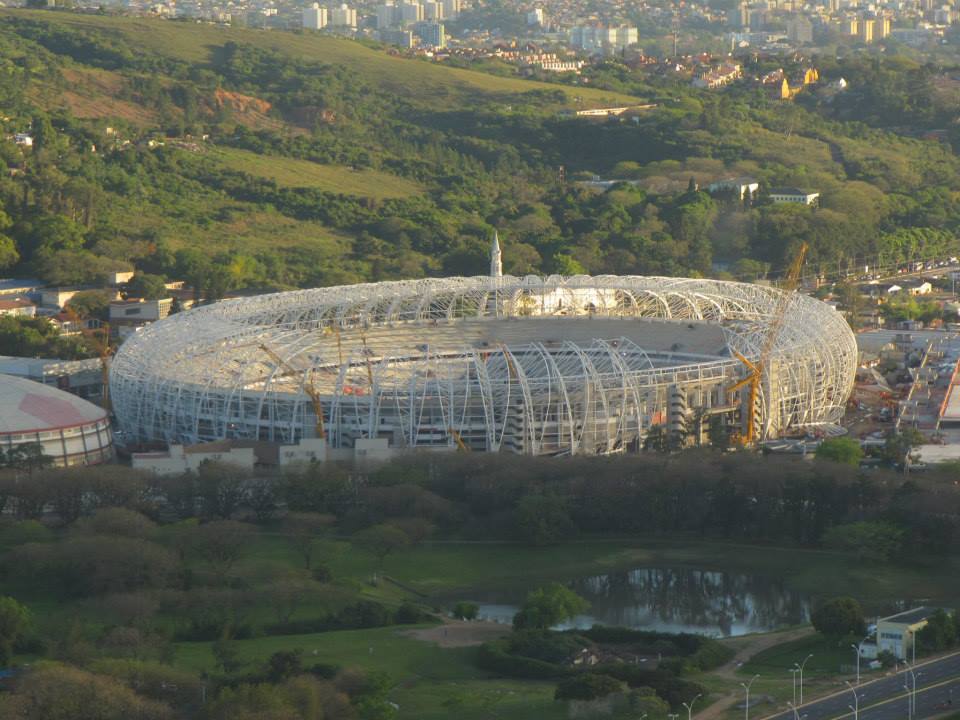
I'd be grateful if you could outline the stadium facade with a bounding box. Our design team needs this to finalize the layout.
[111,265,857,458]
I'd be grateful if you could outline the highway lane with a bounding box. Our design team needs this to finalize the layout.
[759,652,960,720]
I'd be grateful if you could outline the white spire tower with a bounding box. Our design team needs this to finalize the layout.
[490,230,503,278]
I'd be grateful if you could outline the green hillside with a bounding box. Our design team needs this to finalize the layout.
[209,147,424,199]
[0,10,955,299]
[0,9,639,109]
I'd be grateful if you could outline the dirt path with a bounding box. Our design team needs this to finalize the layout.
[400,619,511,648]
[697,627,816,720]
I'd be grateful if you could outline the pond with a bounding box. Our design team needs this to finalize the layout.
[472,566,810,637]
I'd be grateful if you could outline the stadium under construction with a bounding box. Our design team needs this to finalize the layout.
[110,244,857,458]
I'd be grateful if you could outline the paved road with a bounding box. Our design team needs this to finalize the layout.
[760,652,960,720]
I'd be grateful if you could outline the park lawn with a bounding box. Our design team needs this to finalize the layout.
[208,147,425,199]
[173,624,564,720]
[739,634,874,679]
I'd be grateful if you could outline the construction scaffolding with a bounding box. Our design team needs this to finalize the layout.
[110,275,858,456]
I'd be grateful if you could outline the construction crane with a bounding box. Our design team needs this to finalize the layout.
[727,242,809,446]
[259,344,326,440]
[448,428,470,452]
[63,307,113,412]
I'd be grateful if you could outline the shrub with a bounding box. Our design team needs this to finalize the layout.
[453,601,479,620]
[476,639,569,679]
[507,630,590,664]
[555,673,624,701]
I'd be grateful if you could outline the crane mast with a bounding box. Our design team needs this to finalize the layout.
[727,242,809,445]
[259,344,327,440]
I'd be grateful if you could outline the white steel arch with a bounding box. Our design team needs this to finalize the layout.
[110,275,858,455]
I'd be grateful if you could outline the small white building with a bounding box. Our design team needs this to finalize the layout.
[876,607,934,660]
[13,133,32,147]
[708,176,759,200]
[769,187,820,206]
[40,287,85,310]
[0,297,36,317]
[132,438,329,475]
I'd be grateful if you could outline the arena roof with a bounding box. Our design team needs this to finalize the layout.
[0,374,107,435]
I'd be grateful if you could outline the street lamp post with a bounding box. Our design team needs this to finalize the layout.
[682,693,702,720]
[795,654,813,705]
[904,682,912,720]
[789,667,799,706]
[851,643,861,685]
[906,667,921,719]
[741,674,760,720]
[845,681,859,720]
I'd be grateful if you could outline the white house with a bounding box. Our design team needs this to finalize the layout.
[708,176,759,200]
[769,187,820,205]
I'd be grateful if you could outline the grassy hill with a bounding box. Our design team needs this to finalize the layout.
[0,9,640,110]
[208,147,424,199]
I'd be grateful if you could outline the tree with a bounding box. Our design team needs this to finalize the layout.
[196,461,250,519]
[916,609,958,652]
[453,602,479,621]
[184,520,256,579]
[816,438,863,466]
[0,596,29,667]
[821,521,904,561]
[125,273,168,301]
[513,493,575,546]
[212,631,244,674]
[352,524,410,567]
[882,428,924,468]
[555,673,624,701]
[811,597,866,641]
[1,662,175,720]
[513,584,589,630]
[66,290,114,322]
[283,512,336,570]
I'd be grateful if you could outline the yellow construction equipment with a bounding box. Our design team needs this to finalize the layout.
[448,427,470,452]
[64,307,113,412]
[727,242,809,446]
[259,344,326,440]
[358,325,375,389]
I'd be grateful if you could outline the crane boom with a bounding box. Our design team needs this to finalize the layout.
[729,242,809,445]
[259,344,326,440]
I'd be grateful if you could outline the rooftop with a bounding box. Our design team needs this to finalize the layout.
[0,374,107,434]
[879,606,937,625]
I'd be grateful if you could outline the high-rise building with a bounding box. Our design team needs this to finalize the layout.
[302,3,328,29]
[329,3,357,27]
[377,2,398,27]
[569,25,638,52]
[400,1,424,23]
[424,1,443,20]
[877,14,891,37]
[379,28,415,46]
[787,15,813,42]
[859,16,874,40]
[441,0,460,19]
[527,7,545,25]
[414,20,446,46]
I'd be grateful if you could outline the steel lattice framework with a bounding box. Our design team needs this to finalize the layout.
[110,275,857,455]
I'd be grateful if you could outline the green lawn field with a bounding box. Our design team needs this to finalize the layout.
[175,625,564,720]
[209,147,424,199]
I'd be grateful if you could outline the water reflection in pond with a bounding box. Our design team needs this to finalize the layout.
[474,567,810,637]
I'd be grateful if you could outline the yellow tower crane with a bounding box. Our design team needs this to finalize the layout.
[63,307,114,412]
[259,344,326,440]
[727,242,809,446]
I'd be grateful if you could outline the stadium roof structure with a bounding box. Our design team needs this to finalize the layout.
[110,275,858,455]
